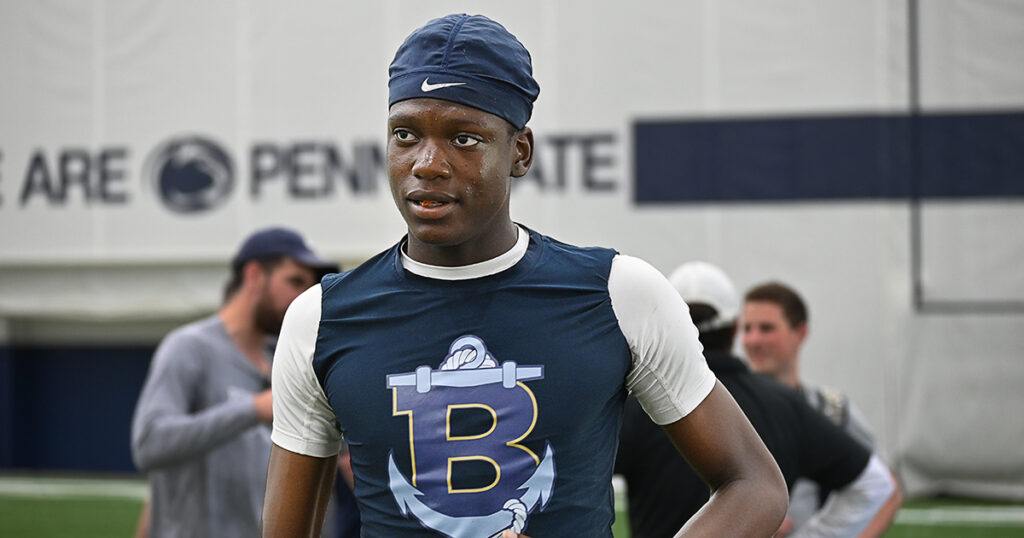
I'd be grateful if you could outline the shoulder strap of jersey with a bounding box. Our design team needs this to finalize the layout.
[815,386,850,428]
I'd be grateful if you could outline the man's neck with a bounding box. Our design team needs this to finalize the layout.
[777,367,800,389]
[405,221,519,267]
[401,225,528,280]
[219,297,271,374]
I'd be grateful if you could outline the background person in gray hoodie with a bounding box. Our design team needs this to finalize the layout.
[131,227,336,537]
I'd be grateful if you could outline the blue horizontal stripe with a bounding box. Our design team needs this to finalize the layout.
[633,112,1024,203]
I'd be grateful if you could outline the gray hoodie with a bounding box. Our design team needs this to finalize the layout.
[131,315,272,538]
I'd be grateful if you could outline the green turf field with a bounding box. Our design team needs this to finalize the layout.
[0,476,146,538]
[2,476,1023,537]
[610,499,1024,537]
[0,496,144,538]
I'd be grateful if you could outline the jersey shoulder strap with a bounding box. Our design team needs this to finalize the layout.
[815,385,850,428]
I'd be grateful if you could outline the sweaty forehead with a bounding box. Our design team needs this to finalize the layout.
[389,98,511,130]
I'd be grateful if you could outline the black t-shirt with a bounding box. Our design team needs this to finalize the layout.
[614,350,871,538]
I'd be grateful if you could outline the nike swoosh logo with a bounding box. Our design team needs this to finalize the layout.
[421,77,467,92]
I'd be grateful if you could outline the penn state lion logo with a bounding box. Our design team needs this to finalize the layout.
[386,335,554,537]
[144,135,234,214]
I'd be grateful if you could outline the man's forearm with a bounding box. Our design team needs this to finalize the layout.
[857,469,902,538]
[132,395,259,470]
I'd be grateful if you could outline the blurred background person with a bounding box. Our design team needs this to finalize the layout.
[332,439,362,538]
[742,281,903,536]
[130,227,337,537]
[616,261,896,538]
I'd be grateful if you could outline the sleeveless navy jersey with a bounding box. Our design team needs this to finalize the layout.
[313,230,631,537]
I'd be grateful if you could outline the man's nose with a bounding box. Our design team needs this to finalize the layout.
[411,140,451,180]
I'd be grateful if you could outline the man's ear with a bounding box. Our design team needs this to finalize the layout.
[241,260,266,291]
[511,127,534,178]
[795,322,808,344]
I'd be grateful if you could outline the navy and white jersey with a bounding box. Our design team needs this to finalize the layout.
[272,227,715,537]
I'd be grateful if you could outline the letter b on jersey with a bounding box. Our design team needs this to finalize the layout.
[393,379,541,517]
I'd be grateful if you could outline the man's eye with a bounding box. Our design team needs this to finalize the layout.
[453,134,479,147]
[393,129,416,142]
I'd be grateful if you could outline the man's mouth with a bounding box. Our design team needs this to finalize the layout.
[408,191,456,209]
[406,194,455,219]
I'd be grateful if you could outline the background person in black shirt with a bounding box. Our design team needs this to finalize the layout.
[615,261,895,538]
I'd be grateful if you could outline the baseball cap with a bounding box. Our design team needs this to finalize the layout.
[667,261,740,333]
[232,227,339,275]
[388,14,540,129]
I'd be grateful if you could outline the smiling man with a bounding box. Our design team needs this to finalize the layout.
[742,282,903,536]
[262,14,786,538]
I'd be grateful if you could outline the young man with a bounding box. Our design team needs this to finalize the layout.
[131,227,336,537]
[742,281,903,536]
[616,262,896,538]
[262,14,786,538]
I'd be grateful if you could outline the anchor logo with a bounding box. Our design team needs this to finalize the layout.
[386,335,555,537]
